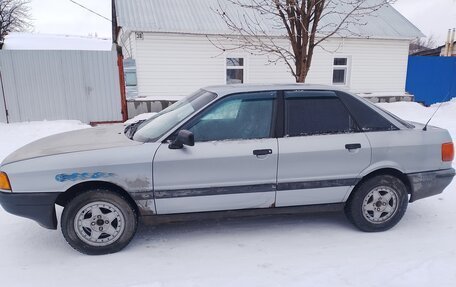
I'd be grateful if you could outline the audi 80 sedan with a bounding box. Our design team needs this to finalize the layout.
[0,84,454,255]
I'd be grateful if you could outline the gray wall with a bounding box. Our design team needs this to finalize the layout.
[0,50,122,123]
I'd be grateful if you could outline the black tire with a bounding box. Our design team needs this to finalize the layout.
[61,189,138,255]
[345,175,408,232]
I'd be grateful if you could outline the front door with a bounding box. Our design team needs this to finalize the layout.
[153,91,278,214]
[276,90,371,207]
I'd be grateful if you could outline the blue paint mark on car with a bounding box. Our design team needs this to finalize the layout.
[55,172,115,182]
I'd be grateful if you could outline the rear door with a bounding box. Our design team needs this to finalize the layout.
[276,90,371,207]
[153,91,279,214]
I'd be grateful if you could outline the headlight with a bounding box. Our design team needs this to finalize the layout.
[0,172,11,191]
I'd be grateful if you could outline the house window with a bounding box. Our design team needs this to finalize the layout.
[125,71,137,86]
[226,58,244,84]
[332,57,348,85]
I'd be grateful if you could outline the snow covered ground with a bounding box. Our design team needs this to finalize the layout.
[0,101,455,287]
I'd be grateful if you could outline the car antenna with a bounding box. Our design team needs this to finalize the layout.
[423,92,450,131]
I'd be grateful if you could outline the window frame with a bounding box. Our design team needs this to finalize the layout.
[159,89,406,144]
[165,90,279,143]
[335,91,402,132]
[283,90,361,137]
[332,56,350,86]
[225,56,247,84]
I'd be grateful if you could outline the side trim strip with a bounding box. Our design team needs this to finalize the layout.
[151,178,359,199]
[277,178,358,191]
[154,184,276,199]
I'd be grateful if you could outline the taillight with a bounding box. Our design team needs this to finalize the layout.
[442,142,454,162]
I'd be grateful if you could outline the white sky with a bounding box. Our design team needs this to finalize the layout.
[29,0,112,38]
[29,0,456,45]
[393,0,456,45]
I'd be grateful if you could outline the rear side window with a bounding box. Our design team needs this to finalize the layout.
[285,91,357,137]
[336,91,399,131]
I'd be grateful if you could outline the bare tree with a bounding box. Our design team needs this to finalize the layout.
[0,0,32,43]
[409,35,437,55]
[212,0,394,82]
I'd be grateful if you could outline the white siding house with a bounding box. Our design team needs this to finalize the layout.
[113,0,423,100]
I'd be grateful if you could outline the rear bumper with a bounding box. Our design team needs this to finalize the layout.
[0,191,60,229]
[408,168,455,202]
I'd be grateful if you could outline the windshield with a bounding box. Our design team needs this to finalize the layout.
[131,90,217,142]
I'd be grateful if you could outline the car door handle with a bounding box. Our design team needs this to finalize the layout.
[345,143,361,150]
[253,149,273,156]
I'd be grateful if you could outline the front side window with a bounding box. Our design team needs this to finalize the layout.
[332,57,349,85]
[285,91,357,137]
[183,91,276,142]
[226,57,244,84]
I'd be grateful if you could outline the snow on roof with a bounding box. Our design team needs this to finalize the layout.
[2,33,113,51]
[114,0,423,39]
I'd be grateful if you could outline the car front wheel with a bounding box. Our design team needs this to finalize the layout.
[61,189,138,255]
[345,175,408,232]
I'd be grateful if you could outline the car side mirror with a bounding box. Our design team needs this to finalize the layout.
[169,130,195,149]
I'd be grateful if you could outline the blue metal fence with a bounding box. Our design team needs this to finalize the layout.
[406,56,456,106]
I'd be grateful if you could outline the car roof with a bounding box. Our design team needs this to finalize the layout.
[203,83,347,96]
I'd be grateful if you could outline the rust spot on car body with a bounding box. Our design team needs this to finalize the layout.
[125,177,151,192]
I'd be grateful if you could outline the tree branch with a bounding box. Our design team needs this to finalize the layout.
[212,0,395,82]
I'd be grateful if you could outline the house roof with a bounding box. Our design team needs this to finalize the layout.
[411,41,456,56]
[2,33,112,51]
[114,0,424,39]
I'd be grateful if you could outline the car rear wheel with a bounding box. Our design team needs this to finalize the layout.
[345,175,408,232]
[61,189,138,255]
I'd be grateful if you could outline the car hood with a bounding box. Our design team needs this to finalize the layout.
[1,124,142,165]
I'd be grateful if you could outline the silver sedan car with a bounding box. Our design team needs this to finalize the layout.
[0,84,454,255]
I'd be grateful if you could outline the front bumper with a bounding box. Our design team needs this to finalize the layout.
[0,191,60,229]
[408,168,455,202]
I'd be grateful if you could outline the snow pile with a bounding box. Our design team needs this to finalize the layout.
[2,32,112,51]
[378,98,456,137]
[0,120,90,163]
[0,101,455,286]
